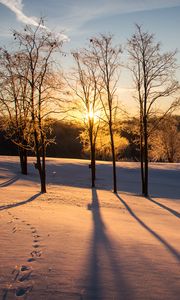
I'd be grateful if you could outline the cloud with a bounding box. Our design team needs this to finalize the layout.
[1,0,179,41]
[0,0,42,26]
[0,0,69,41]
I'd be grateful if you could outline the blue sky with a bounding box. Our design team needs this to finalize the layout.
[0,0,180,113]
[0,1,180,48]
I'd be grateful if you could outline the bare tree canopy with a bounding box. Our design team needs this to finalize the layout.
[0,19,65,192]
[70,49,102,187]
[89,34,122,193]
[127,24,180,196]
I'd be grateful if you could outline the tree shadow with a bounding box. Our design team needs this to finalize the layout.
[46,160,180,199]
[0,175,19,188]
[0,158,179,199]
[0,192,41,211]
[84,188,132,299]
[116,194,180,262]
[147,197,180,219]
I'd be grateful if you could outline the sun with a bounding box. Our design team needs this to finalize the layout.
[85,106,95,121]
[84,105,101,123]
[88,110,94,119]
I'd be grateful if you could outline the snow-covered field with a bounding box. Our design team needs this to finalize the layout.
[0,156,179,299]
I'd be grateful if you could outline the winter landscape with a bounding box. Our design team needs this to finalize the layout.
[0,156,179,299]
[0,1,180,299]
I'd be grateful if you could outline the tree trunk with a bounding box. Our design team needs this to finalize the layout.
[19,147,27,175]
[109,125,117,193]
[40,164,46,193]
[41,144,46,193]
[91,144,96,188]
[140,122,145,195]
[143,116,148,197]
[33,128,46,193]
[89,122,96,188]
[36,152,46,194]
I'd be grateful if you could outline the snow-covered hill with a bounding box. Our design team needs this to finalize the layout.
[0,156,179,299]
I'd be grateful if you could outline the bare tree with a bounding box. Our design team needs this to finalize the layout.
[69,50,102,187]
[0,48,31,174]
[11,20,64,193]
[127,24,179,196]
[89,34,122,193]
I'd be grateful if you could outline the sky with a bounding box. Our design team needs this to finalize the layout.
[0,0,180,114]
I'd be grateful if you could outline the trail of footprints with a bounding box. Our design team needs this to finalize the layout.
[4,211,43,298]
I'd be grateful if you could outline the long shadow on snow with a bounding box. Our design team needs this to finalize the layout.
[46,161,180,200]
[116,194,180,262]
[84,188,132,300]
[0,175,19,188]
[0,192,41,211]
[0,158,179,200]
[0,160,27,175]
[147,197,180,219]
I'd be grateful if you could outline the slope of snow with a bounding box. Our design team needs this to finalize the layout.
[0,156,179,299]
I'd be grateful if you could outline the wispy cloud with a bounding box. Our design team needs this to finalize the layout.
[0,0,42,26]
[1,0,179,40]
[0,0,69,41]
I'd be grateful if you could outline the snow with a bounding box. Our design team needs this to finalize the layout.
[0,156,179,299]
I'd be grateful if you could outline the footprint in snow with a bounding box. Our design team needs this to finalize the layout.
[33,244,40,248]
[12,266,31,281]
[31,250,42,257]
[18,271,32,282]
[34,234,40,238]
[27,257,36,262]
[21,265,31,272]
[15,286,32,297]
[33,239,39,243]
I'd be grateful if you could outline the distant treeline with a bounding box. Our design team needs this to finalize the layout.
[0,120,82,158]
[1,116,179,162]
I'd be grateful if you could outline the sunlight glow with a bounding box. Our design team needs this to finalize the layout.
[85,107,100,123]
[88,110,94,120]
